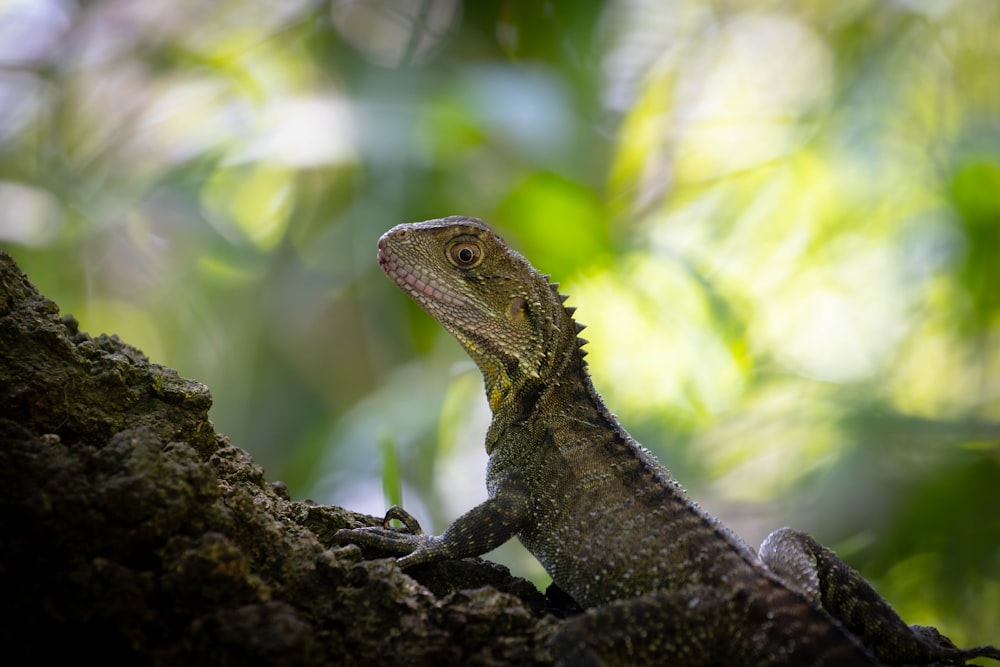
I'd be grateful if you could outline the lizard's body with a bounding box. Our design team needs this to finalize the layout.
[334,217,999,666]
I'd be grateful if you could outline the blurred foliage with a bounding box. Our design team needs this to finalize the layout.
[1,0,998,643]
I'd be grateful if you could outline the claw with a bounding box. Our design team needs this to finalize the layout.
[383,505,424,534]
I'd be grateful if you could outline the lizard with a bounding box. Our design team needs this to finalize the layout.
[332,216,1000,666]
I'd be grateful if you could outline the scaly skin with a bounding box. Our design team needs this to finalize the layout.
[332,216,1000,666]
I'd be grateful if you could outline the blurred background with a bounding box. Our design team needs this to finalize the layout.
[1,0,998,645]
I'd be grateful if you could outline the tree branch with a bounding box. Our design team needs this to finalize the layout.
[0,251,565,665]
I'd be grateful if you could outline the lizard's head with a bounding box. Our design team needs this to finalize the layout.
[377,216,582,412]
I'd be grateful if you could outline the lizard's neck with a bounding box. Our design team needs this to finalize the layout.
[484,323,589,455]
[471,349,525,415]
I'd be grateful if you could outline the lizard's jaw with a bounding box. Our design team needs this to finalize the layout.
[378,232,472,310]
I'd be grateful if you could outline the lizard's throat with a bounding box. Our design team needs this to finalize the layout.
[482,363,513,413]
[466,349,558,423]
[458,338,514,413]
[452,330,540,414]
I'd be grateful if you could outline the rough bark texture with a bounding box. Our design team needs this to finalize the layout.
[0,250,566,665]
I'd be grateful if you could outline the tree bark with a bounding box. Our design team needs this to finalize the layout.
[0,251,564,666]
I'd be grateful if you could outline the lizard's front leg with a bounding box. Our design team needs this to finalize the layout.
[759,527,1000,665]
[331,483,531,569]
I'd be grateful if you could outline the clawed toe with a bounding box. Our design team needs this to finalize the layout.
[382,505,424,534]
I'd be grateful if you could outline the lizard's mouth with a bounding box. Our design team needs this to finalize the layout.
[376,235,391,272]
[378,235,471,309]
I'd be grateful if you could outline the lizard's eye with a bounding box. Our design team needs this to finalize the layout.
[447,241,483,268]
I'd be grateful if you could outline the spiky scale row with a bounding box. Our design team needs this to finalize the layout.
[545,276,589,352]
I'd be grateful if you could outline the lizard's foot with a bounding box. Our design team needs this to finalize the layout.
[910,625,1000,664]
[330,505,432,559]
